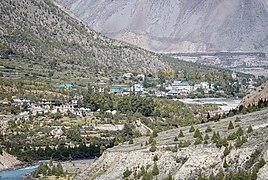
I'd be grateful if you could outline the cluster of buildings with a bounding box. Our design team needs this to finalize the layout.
[166,81,213,96]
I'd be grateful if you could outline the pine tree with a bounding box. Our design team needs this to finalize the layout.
[152,130,158,138]
[189,125,195,132]
[152,162,159,176]
[174,136,178,141]
[228,121,234,130]
[178,130,184,137]
[216,169,224,180]
[153,155,158,161]
[247,125,253,133]
[129,138,134,144]
[204,134,209,141]
[223,146,230,157]
[235,136,243,148]
[236,127,244,136]
[123,167,132,178]
[194,128,202,139]
[223,159,228,168]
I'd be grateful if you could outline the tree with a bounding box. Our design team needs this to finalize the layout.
[204,134,209,141]
[123,167,132,178]
[216,168,224,180]
[189,126,195,132]
[223,159,228,168]
[194,128,202,139]
[235,137,243,148]
[236,127,244,136]
[153,155,158,161]
[178,130,184,137]
[152,162,159,176]
[228,121,234,130]
[174,136,178,141]
[129,138,134,144]
[247,125,253,133]
[205,126,212,133]
[223,146,230,157]
[152,130,158,138]
[164,173,174,180]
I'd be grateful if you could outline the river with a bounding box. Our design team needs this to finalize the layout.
[0,165,38,180]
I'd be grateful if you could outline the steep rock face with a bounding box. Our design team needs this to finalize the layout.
[57,0,268,53]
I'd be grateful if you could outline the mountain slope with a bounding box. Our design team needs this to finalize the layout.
[57,0,268,53]
[239,81,268,107]
[0,0,170,80]
[76,109,268,179]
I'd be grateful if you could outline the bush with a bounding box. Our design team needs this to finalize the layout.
[149,145,157,152]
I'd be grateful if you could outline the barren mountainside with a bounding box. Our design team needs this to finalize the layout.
[57,0,268,53]
[76,109,268,179]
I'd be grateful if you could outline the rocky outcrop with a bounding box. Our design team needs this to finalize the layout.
[56,0,268,53]
[0,151,22,171]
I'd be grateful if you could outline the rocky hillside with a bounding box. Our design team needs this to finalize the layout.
[76,108,268,179]
[0,0,170,80]
[56,0,268,53]
[0,151,22,171]
[239,81,268,107]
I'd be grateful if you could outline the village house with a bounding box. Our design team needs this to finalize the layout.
[132,84,144,93]
[111,85,130,95]
[56,83,77,90]
[166,81,192,94]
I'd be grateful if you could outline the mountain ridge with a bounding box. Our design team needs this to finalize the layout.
[57,0,268,53]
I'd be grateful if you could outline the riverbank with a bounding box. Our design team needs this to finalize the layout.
[0,151,23,172]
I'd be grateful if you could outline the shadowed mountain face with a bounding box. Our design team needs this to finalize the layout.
[57,0,268,53]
